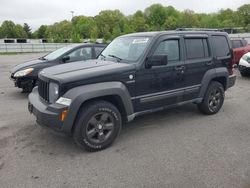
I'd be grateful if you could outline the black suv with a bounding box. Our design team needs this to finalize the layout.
[10,43,106,92]
[28,31,236,151]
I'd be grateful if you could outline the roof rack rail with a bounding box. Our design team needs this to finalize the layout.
[176,28,225,32]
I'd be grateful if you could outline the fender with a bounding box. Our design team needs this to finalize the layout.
[61,81,134,133]
[198,67,229,98]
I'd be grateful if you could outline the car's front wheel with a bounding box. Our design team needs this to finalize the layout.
[73,100,122,151]
[198,81,225,115]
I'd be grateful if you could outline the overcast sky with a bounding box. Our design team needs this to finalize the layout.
[0,0,248,30]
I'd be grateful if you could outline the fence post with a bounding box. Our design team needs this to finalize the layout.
[5,43,7,53]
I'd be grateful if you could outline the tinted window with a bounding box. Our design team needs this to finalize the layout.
[95,47,105,58]
[153,40,180,61]
[185,38,207,59]
[68,47,92,62]
[231,40,242,48]
[212,36,230,57]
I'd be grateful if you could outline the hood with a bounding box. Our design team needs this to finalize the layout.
[40,59,136,84]
[11,59,46,74]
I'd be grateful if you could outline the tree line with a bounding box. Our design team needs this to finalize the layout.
[0,3,249,42]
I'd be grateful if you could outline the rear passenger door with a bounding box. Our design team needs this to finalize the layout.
[183,36,212,101]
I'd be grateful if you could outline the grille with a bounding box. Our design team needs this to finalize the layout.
[38,79,49,102]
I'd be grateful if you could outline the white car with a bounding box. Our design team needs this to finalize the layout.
[239,52,250,77]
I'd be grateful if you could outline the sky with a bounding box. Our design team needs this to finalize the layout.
[0,0,248,31]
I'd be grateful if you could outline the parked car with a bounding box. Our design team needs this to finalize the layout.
[10,43,107,92]
[28,31,236,151]
[238,52,250,77]
[231,38,250,65]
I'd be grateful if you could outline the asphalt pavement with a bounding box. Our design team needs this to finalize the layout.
[0,53,250,188]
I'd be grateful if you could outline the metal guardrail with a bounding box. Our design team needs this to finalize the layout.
[0,43,73,53]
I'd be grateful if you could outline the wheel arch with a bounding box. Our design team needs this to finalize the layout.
[61,82,134,134]
[198,67,229,98]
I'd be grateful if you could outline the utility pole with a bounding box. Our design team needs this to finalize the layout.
[70,11,74,20]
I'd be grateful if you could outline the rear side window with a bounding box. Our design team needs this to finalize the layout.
[153,39,180,62]
[212,36,230,57]
[231,40,242,48]
[185,38,209,59]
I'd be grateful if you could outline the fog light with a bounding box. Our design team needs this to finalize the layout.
[60,110,68,122]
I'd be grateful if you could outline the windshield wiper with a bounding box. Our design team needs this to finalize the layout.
[108,54,122,62]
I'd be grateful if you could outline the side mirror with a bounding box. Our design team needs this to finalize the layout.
[62,55,70,63]
[146,55,168,68]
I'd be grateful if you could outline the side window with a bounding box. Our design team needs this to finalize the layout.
[68,47,92,62]
[153,40,180,62]
[231,40,242,48]
[212,36,230,58]
[95,47,105,58]
[185,38,209,59]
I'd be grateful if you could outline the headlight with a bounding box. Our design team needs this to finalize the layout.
[242,55,250,63]
[14,68,34,77]
[49,82,59,103]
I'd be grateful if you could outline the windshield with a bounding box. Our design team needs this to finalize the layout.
[43,45,78,60]
[99,36,151,63]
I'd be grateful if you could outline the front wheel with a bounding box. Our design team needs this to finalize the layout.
[73,100,122,152]
[198,81,225,115]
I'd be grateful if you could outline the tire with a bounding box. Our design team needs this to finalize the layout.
[198,81,225,115]
[73,100,122,152]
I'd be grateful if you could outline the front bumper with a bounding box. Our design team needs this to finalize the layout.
[227,74,236,88]
[238,65,250,73]
[28,87,69,132]
[10,74,34,90]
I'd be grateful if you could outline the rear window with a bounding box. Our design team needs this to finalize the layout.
[212,36,230,57]
[185,38,210,59]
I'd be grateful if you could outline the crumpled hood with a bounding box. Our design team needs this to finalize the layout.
[39,59,136,84]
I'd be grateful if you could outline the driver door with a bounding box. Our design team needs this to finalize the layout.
[135,36,186,112]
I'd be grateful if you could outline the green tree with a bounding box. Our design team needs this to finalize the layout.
[130,11,149,32]
[95,10,126,39]
[36,25,47,38]
[237,4,250,26]
[179,10,199,28]
[1,21,18,38]
[23,23,32,38]
[16,24,28,38]
[144,4,167,30]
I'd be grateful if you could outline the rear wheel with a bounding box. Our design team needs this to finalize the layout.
[73,100,122,152]
[198,81,224,115]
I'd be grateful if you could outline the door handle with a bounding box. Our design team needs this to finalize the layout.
[206,61,214,66]
[175,66,186,71]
